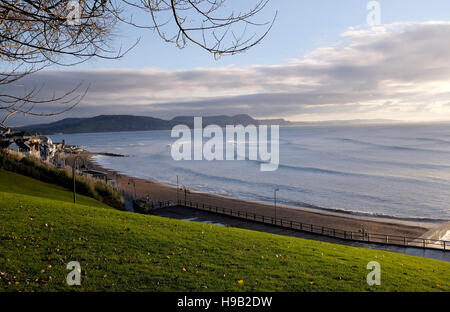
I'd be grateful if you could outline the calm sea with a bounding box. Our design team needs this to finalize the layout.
[50,123,450,221]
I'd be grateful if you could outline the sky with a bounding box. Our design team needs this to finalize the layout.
[6,0,450,126]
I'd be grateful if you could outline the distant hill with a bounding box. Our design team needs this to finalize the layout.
[171,114,259,128]
[17,114,292,134]
[257,118,292,126]
[18,115,170,134]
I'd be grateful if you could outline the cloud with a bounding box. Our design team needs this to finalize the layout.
[4,21,450,125]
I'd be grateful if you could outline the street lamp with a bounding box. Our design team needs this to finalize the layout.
[274,188,279,221]
[176,175,179,203]
[72,156,83,204]
[182,185,190,203]
[128,179,137,199]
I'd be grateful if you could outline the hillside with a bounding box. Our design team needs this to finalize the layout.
[171,114,257,128]
[0,169,111,209]
[0,171,449,291]
[17,115,171,134]
[16,114,291,134]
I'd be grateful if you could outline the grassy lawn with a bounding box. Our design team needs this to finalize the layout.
[0,171,449,292]
[0,169,112,209]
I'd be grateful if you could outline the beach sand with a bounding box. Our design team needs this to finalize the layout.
[66,153,439,239]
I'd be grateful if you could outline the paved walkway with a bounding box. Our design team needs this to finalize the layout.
[150,205,450,262]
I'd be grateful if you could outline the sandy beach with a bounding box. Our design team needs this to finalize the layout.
[66,152,440,239]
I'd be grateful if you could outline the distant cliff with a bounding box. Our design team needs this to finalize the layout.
[17,114,291,134]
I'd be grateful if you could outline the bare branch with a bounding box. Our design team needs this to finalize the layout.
[0,0,274,130]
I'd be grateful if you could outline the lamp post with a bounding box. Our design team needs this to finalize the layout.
[73,165,76,204]
[176,175,179,203]
[72,156,83,204]
[182,185,190,203]
[128,179,137,199]
[274,188,279,221]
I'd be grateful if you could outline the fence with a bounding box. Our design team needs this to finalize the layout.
[133,199,173,213]
[151,200,173,209]
[176,200,449,251]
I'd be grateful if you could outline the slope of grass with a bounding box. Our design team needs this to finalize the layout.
[0,187,449,292]
[0,169,111,209]
[0,150,124,209]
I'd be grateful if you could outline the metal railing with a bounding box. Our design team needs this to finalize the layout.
[176,200,449,251]
[133,199,173,213]
[151,200,173,209]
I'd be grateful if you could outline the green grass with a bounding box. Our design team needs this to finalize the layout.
[0,172,449,292]
[0,169,111,209]
[0,151,124,209]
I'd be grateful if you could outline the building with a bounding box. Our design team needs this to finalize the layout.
[38,135,57,161]
[1,131,57,161]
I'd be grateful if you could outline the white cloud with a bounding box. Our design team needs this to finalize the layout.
[4,21,450,125]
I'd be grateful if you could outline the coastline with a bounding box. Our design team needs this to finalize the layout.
[68,152,442,239]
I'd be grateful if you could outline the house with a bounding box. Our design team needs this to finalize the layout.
[0,130,14,149]
[13,136,41,159]
[2,131,57,161]
[7,142,20,152]
[1,131,85,168]
[38,136,57,161]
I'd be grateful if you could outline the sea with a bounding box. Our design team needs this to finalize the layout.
[50,123,450,221]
